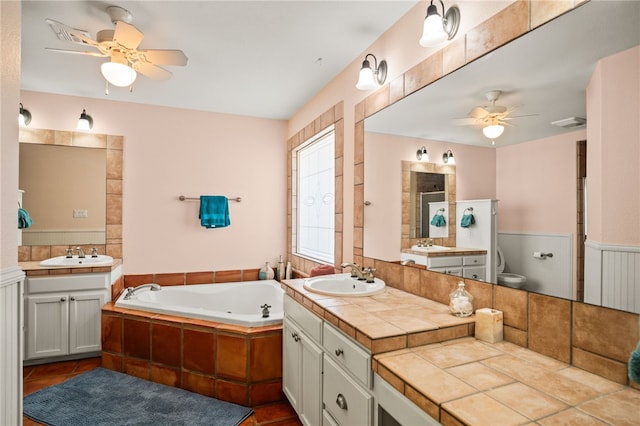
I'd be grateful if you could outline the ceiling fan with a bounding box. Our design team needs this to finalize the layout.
[454,90,531,143]
[46,5,188,88]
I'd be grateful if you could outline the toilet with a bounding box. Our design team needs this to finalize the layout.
[496,246,527,288]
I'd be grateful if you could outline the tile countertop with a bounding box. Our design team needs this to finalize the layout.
[401,247,487,257]
[19,258,122,275]
[280,278,640,426]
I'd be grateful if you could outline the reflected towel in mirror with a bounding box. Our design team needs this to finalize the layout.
[460,213,475,228]
[430,213,446,227]
[18,207,33,229]
[199,196,230,228]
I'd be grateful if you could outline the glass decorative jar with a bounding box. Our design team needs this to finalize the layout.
[259,261,275,280]
[449,281,474,317]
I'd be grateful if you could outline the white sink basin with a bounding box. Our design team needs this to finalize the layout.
[411,244,452,252]
[39,255,114,268]
[303,273,385,297]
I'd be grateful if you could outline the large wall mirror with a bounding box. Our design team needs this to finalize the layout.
[361,1,639,313]
[18,128,123,260]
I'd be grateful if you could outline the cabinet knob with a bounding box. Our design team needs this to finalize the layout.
[336,393,348,410]
[70,297,76,301]
[291,332,300,342]
[335,348,344,357]
[472,274,478,279]
[60,297,66,302]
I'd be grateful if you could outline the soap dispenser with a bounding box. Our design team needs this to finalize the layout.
[449,281,474,317]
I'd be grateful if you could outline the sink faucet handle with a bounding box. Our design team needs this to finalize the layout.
[91,247,98,257]
[66,248,73,258]
[363,267,377,283]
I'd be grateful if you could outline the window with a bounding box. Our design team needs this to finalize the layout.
[296,127,335,263]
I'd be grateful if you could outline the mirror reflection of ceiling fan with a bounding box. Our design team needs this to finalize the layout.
[46,5,188,91]
[454,90,535,144]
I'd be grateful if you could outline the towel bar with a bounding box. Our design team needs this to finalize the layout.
[179,195,242,202]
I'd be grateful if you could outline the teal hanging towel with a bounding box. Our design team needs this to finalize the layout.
[18,207,33,229]
[430,209,446,227]
[629,341,640,383]
[460,207,475,228]
[199,195,230,228]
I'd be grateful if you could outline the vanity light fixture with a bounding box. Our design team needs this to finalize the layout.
[355,53,388,91]
[416,146,429,162]
[77,109,93,131]
[101,52,137,87]
[442,149,455,164]
[19,103,32,127]
[419,0,461,47]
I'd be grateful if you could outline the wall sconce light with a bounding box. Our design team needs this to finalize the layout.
[19,103,32,127]
[356,53,388,91]
[77,109,93,131]
[416,146,429,162]
[101,52,137,87]
[442,149,455,164]
[420,0,461,47]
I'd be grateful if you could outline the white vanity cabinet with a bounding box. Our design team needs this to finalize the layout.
[427,254,486,281]
[283,296,324,426]
[24,273,111,361]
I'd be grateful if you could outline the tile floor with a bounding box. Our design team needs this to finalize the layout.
[23,358,302,426]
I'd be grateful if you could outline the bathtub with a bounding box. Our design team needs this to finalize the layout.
[114,280,284,326]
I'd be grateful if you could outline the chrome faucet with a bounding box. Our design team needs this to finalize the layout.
[340,262,364,279]
[66,248,74,258]
[76,246,86,258]
[123,283,161,300]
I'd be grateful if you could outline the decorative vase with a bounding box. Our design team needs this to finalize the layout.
[449,281,474,317]
[259,261,275,280]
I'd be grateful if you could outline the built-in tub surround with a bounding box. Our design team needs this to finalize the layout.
[115,280,284,326]
[101,302,284,407]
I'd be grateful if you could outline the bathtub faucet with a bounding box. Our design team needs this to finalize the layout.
[123,283,161,300]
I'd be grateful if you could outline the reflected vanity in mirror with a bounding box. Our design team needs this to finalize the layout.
[359,1,640,313]
[18,128,124,261]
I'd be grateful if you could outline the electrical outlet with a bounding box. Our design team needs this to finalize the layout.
[73,209,88,218]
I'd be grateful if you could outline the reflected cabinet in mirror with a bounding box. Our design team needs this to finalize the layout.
[18,128,123,261]
[358,1,639,313]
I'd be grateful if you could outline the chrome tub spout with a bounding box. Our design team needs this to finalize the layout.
[123,283,161,300]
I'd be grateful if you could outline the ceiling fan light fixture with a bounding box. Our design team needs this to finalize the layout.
[77,109,93,131]
[101,60,137,87]
[420,1,460,47]
[483,124,504,139]
[356,53,387,91]
[19,103,32,127]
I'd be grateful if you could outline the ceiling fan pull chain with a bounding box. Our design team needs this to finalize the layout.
[105,80,110,96]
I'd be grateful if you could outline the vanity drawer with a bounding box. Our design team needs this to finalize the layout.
[463,255,486,266]
[323,356,373,426]
[26,274,110,294]
[284,295,322,344]
[323,322,371,388]
[426,256,462,268]
[463,266,486,281]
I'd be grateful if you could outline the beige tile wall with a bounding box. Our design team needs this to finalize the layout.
[17,128,123,262]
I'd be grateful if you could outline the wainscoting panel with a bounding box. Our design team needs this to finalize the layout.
[1,266,25,426]
[586,240,640,313]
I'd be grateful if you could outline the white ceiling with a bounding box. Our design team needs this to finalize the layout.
[20,1,416,120]
[366,0,640,147]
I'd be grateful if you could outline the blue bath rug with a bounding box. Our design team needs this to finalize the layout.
[23,367,253,426]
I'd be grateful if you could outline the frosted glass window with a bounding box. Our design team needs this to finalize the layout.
[296,128,335,263]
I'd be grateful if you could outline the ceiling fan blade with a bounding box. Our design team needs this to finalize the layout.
[45,18,98,47]
[133,62,172,80]
[113,21,144,50]
[46,47,108,57]
[501,113,539,121]
[468,106,489,119]
[453,117,483,126]
[139,49,188,66]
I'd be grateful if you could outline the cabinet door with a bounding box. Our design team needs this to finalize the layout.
[299,331,323,426]
[283,319,302,412]
[69,291,107,354]
[26,294,69,359]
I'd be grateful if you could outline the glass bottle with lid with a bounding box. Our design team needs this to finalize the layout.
[449,281,474,317]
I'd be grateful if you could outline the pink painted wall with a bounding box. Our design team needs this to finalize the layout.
[363,132,495,260]
[496,130,584,234]
[586,46,640,245]
[20,91,287,274]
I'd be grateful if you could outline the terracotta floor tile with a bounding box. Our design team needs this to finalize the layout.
[252,401,298,423]
[23,375,69,396]
[486,382,568,420]
[26,360,78,379]
[578,388,640,426]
